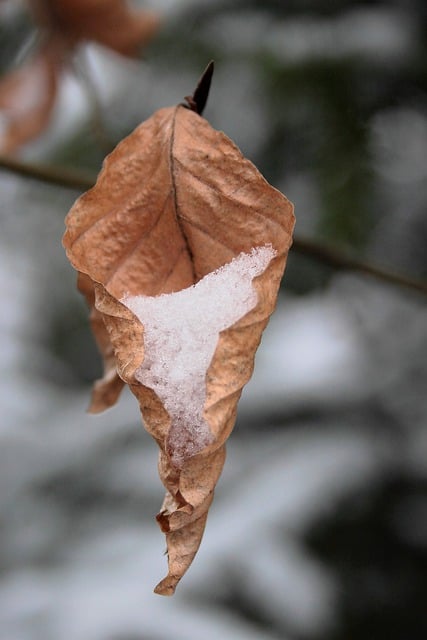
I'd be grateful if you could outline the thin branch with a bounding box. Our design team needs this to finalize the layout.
[72,52,114,155]
[292,236,427,296]
[0,154,426,296]
[0,154,95,190]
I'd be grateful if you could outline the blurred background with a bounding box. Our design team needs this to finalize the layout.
[1,0,427,638]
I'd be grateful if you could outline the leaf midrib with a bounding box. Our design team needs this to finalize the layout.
[170,105,197,283]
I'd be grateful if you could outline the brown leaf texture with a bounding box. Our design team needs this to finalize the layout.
[63,104,295,594]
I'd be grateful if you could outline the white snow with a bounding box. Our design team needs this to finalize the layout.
[122,245,276,466]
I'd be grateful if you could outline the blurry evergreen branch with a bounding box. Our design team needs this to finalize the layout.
[1,153,426,296]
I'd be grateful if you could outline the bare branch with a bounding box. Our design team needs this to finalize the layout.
[71,52,115,155]
[292,236,427,296]
[0,154,94,190]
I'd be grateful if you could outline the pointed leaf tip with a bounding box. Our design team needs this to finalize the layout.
[154,576,179,596]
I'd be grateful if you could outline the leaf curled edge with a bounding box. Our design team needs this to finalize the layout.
[76,273,125,413]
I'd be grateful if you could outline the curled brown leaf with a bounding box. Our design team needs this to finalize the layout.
[63,102,295,594]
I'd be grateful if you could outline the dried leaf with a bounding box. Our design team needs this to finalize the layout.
[0,1,160,152]
[63,100,295,594]
[30,0,160,56]
[0,41,62,153]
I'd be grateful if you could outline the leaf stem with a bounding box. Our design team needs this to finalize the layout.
[0,153,426,296]
[184,60,215,115]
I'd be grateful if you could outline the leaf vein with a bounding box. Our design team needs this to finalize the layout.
[174,157,283,229]
[104,193,171,286]
[178,215,237,254]
[170,107,196,282]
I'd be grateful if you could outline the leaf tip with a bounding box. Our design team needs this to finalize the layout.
[153,575,180,596]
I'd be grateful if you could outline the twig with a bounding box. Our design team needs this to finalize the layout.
[0,154,95,190]
[72,51,114,155]
[0,153,426,296]
[292,236,427,295]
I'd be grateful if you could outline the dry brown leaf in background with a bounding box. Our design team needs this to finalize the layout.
[63,73,295,594]
[29,0,160,57]
[0,40,62,154]
[0,0,160,153]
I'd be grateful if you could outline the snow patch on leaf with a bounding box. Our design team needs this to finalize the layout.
[122,245,276,467]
